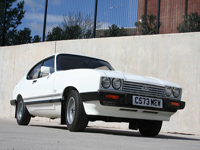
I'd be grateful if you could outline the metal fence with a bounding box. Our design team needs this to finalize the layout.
[1,0,200,46]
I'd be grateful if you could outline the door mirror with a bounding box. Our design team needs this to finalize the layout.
[41,66,50,74]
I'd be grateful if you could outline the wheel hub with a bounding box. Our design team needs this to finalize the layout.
[17,101,23,121]
[67,97,75,124]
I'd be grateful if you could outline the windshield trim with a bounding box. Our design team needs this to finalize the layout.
[56,54,114,71]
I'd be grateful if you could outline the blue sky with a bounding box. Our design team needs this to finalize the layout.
[15,0,138,38]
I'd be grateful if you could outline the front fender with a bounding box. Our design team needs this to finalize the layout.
[53,69,103,95]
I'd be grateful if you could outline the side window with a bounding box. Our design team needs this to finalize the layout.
[40,57,55,77]
[28,63,42,80]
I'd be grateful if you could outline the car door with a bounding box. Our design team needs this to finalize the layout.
[22,61,43,100]
[23,57,56,110]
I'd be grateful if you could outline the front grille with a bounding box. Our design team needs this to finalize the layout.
[123,81,165,98]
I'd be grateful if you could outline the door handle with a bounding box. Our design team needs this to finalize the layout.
[32,80,37,84]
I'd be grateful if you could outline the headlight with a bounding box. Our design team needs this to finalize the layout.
[173,88,180,98]
[101,77,111,89]
[165,86,172,96]
[112,78,122,90]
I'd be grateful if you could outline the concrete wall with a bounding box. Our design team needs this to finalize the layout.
[0,32,200,134]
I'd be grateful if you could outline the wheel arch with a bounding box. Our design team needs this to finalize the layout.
[62,86,79,100]
[60,86,79,125]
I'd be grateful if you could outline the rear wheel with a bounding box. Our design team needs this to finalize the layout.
[139,120,162,137]
[65,90,88,132]
[16,97,31,125]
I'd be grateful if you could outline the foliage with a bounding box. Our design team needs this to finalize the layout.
[32,35,41,43]
[135,14,161,35]
[12,27,32,44]
[62,11,100,39]
[47,11,102,41]
[0,0,25,45]
[0,0,41,46]
[8,27,40,45]
[177,12,200,33]
[104,24,127,37]
[46,26,64,41]
[46,25,82,41]
[84,29,93,38]
[64,24,82,39]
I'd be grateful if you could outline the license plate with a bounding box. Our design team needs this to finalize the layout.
[132,96,163,108]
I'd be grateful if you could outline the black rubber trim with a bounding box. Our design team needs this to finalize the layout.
[80,92,100,102]
[24,99,61,105]
[120,108,138,112]
[23,93,62,101]
[167,100,185,109]
[79,91,185,112]
[143,111,158,114]
[10,99,16,106]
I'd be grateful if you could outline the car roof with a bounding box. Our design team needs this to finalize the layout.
[44,52,108,62]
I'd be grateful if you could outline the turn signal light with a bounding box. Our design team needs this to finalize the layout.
[106,95,119,100]
[171,102,180,107]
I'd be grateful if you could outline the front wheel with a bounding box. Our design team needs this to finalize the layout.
[65,90,88,132]
[16,97,31,125]
[139,120,162,137]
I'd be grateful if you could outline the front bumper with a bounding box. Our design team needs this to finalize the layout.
[10,99,16,106]
[80,91,185,113]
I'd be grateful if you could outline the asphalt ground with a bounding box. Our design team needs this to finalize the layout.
[0,118,200,150]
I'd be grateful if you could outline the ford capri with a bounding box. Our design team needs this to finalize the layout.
[10,53,185,136]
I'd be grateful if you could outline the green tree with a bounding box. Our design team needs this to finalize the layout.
[104,24,127,37]
[63,11,103,39]
[64,24,82,39]
[135,14,161,35]
[0,0,25,45]
[177,12,200,33]
[46,26,64,41]
[46,25,82,41]
[47,11,103,41]
[11,27,32,44]
[84,29,93,38]
[63,11,95,39]
[7,27,41,45]
[32,35,41,43]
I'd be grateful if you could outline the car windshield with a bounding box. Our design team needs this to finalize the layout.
[56,54,114,71]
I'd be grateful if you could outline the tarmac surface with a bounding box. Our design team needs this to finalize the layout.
[0,118,200,150]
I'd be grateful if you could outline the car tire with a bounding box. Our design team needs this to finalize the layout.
[139,120,162,137]
[65,90,88,132]
[16,96,31,125]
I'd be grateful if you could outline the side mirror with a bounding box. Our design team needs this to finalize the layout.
[41,66,50,74]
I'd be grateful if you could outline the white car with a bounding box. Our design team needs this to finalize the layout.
[10,53,185,136]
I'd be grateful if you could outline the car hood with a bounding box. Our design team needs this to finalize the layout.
[95,70,180,88]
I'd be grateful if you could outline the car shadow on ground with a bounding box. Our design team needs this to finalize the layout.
[85,127,199,141]
[30,124,200,141]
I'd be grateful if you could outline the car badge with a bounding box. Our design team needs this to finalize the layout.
[141,86,150,91]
